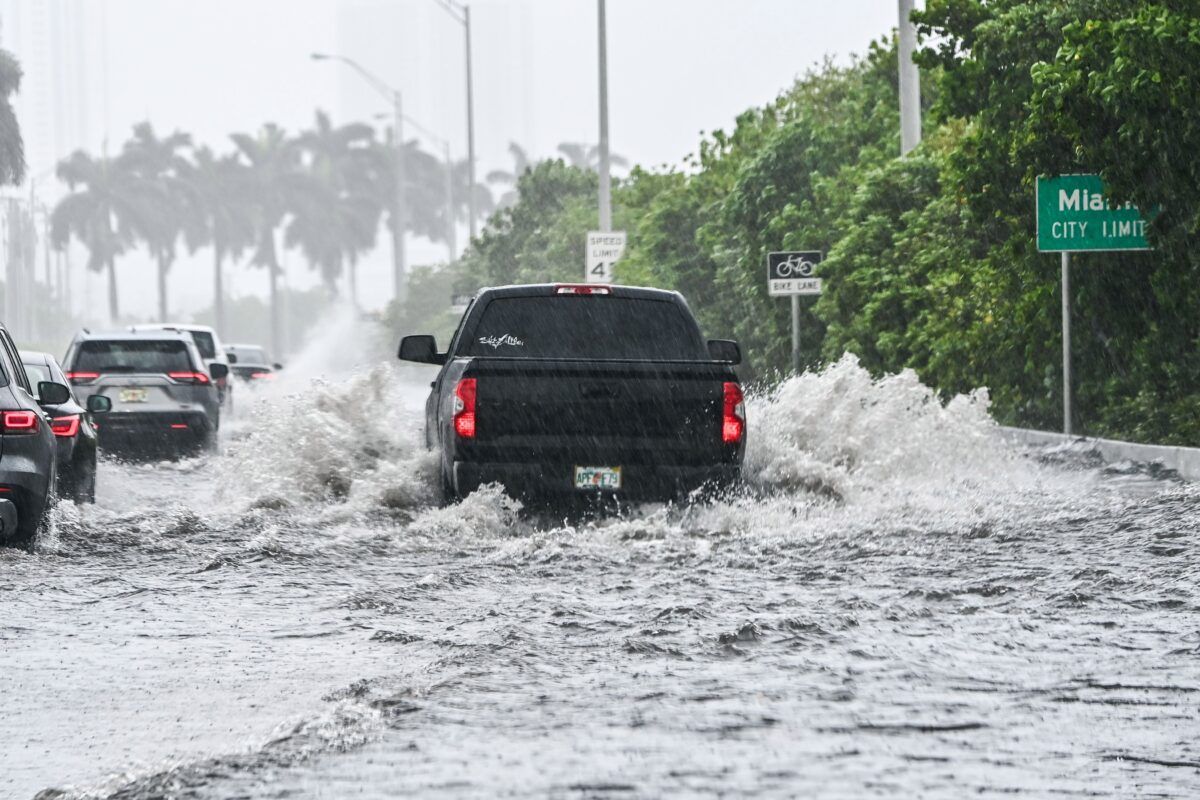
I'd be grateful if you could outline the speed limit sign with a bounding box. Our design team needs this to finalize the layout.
[586,231,626,284]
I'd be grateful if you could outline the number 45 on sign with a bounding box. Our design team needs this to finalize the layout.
[586,231,626,284]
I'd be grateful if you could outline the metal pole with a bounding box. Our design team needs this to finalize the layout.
[444,141,457,260]
[393,90,408,305]
[596,0,612,232]
[897,0,921,155]
[464,4,478,241]
[1061,251,1072,435]
[791,294,801,375]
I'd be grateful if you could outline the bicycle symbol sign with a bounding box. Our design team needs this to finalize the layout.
[767,251,823,296]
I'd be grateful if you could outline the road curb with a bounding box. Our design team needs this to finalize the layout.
[1000,426,1200,481]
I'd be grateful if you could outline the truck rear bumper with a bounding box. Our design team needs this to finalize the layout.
[452,460,740,502]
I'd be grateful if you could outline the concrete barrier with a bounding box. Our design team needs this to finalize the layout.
[1000,426,1200,481]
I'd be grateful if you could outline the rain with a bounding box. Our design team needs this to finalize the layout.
[1,1,1199,798]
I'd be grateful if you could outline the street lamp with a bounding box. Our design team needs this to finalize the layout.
[378,110,458,261]
[311,52,408,305]
[431,0,478,242]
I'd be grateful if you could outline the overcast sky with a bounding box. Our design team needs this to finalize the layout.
[72,0,901,319]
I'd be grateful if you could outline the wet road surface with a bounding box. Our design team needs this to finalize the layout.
[2,356,1199,798]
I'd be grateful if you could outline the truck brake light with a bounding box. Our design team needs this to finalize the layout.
[453,378,477,439]
[722,382,745,444]
[554,285,611,295]
[2,410,40,434]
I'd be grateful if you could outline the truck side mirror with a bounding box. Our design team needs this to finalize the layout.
[707,339,741,365]
[226,353,238,364]
[209,363,230,381]
[398,335,445,365]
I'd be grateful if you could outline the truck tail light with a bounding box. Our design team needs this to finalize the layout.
[453,378,477,439]
[168,371,211,385]
[65,371,100,384]
[554,284,611,295]
[50,415,81,438]
[2,410,40,434]
[722,382,745,444]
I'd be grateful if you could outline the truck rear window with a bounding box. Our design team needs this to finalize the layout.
[465,297,705,360]
[74,341,194,374]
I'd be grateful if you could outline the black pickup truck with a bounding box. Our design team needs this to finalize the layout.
[399,283,745,504]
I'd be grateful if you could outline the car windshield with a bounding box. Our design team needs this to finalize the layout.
[74,340,194,374]
[464,296,705,360]
[190,331,217,360]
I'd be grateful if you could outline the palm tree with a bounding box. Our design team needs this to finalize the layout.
[185,146,255,335]
[51,152,136,320]
[289,111,381,301]
[556,141,629,172]
[0,49,25,185]
[231,124,301,358]
[118,122,196,321]
[486,142,534,210]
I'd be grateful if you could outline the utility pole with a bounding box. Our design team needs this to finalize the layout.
[443,141,457,260]
[393,90,408,305]
[597,0,612,232]
[897,0,921,155]
[463,4,477,241]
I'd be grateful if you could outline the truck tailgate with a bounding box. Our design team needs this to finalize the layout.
[464,359,731,464]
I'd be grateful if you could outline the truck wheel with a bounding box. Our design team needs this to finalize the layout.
[440,467,457,505]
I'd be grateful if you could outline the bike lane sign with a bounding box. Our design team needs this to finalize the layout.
[767,251,823,296]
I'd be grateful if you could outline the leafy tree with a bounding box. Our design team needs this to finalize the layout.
[51,152,137,320]
[185,146,255,336]
[117,122,196,321]
[0,49,24,185]
[231,124,302,358]
[289,111,381,300]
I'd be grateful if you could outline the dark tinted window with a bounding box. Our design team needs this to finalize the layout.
[191,331,217,359]
[74,340,194,373]
[464,296,705,360]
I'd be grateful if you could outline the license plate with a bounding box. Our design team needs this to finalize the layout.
[574,466,622,490]
[119,388,148,403]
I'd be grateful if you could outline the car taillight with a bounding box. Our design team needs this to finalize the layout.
[2,410,40,434]
[50,415,81,438]
[554,284,611,295]
[453,378,477,439]
[168,371,211,385]
[250,371,275,380]
[722,382,745,444]
[65,371,100,384]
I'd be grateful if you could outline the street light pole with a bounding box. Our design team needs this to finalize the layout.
[897,0,921,155]
[432,0,478,242]
[596,0,612,232]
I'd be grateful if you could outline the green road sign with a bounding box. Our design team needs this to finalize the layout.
[1036,174,1151,252]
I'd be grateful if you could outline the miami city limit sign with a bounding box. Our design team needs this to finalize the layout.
[1036,174,1153,437]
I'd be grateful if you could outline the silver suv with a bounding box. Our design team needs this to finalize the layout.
[63,331,227,453]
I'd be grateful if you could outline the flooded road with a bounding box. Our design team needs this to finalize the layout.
[3,354,1199,798]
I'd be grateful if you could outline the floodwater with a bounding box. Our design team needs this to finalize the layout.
[2,326,1198,799]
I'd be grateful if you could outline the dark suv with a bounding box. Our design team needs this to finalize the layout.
[0,322,73,547]
[63,331,227,454]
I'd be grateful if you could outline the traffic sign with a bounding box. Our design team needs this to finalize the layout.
[586,231,626,284]
[767,251,823,296]
[1036,175,1151,252]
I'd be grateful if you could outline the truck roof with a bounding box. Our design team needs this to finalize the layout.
[476,283,684,302]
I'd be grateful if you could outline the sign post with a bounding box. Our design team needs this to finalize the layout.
[1036,174,1152,435]
[767,251,823,374]
[586,230,626,284]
